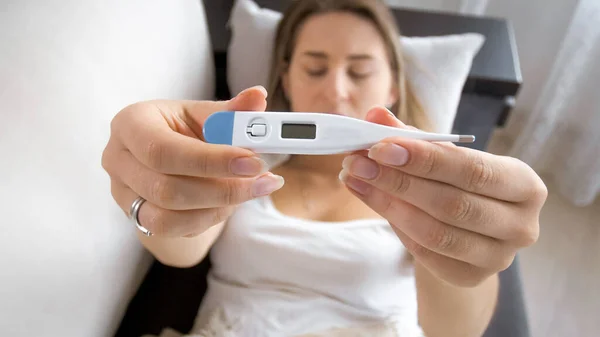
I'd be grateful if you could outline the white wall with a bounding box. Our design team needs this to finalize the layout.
[484,0,579,140]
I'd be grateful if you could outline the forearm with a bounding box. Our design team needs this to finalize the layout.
[137,222,225,268]
[415,262,499,337]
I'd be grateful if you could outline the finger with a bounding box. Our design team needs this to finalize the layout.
[365,106,407,127]
[183,85,269,137]
[113,86,270,178]
[347,107,406,158]
[364,107,540,202]
[106,148,285,210]
[339,178,512,270]
[393,228,496,288]
[364,105,458,169]
[340,155,534,243]
[365,105,437,132]
[367,136,543,202]
[110,179,234,237]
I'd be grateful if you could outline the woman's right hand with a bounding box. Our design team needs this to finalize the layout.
[101,86,284,238]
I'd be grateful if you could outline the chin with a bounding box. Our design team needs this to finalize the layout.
[327,111,359,119]
[306,109,362,119]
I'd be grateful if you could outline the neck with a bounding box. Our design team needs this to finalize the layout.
[284,153,347,180]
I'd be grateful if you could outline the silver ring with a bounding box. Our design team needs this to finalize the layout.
[129,196,153,237]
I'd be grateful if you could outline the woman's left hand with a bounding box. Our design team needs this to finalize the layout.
[339,107,548,287]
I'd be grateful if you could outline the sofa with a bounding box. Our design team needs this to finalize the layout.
[0,1,214,335]
[0,1,528,336]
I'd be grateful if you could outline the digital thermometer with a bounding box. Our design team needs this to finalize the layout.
[203,111,475,155]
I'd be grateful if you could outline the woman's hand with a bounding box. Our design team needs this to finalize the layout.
[101,86,284,237]
[339,107,548,287]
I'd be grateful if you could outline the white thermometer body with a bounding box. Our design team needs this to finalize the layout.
[203,111,474,154]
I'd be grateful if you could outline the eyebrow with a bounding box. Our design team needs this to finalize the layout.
[302,51,374,60]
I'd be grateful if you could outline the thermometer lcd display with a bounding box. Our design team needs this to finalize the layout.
[281,123,316,139]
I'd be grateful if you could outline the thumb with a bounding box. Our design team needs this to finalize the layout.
[365,106,420,130]
[181,85,269,134]
[227,85,269,111]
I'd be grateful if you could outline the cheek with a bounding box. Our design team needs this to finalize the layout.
[287,72,320,110]
[353,75,394,115]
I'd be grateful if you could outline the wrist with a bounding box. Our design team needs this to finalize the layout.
[414,261,499,337]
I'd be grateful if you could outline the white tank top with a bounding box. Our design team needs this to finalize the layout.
[190,192,424,337]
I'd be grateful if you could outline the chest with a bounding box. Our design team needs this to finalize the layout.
[269,169,383,223]
[210,198,414,312]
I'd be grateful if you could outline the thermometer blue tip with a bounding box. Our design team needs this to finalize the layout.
[203,111,235,145]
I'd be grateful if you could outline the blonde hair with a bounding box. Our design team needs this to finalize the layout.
[266,0,432,131]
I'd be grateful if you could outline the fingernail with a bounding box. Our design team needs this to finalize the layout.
[235,85,267,100]
[231,156,267,176]
[252,173,284,197]
[342,155,379,180]
[253,85,268,97]
[338,169,347,182]
[368,143,409,166]
[339,168,370,195]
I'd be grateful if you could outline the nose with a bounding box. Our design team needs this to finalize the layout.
[322,68,350,104]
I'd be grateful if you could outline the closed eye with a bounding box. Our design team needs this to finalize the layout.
[349,70,371,79]
[306,68,327,77]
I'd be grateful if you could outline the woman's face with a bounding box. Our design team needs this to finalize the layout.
[283,11,398,120]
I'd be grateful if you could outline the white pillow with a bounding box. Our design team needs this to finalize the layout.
[227,0,485,133]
